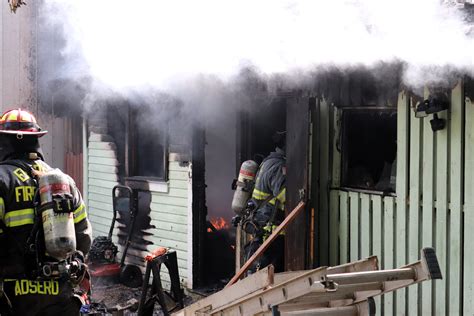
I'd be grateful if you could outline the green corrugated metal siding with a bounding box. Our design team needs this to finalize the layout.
[327,81,471,315]
[87,132,191,287]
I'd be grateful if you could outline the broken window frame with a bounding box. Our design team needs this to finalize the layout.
[337,106,397,196]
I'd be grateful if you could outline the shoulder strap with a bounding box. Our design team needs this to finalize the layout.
[0,160,35,178]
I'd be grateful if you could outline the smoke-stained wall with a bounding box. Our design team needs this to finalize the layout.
[205,106,237,222]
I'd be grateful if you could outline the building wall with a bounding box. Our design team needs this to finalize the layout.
[0,3,67,169]
[87,131,192,287]
[324,81,472,315]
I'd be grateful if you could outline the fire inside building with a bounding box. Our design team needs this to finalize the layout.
[1,0,474,315]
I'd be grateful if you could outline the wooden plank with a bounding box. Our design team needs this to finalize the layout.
[339,191,349,263]
[227,202,306,287]
[88,170,119,182]
[408,98,422,315]
[153,230,188,243]
[449,81,463,315]
[88,163,118,174]
[149,237,188,252]
[88,148,118,159]
[464,95,474,314]
[88,156,119,166]
[371,195,383,314]
[154,221,188,234]
[349,192,360,261]
[169,161,188,172]
[175,266,274,316]
[169,179,189,190]
[395,91,409,314]
[88,208,114,221]
[88,178,119,189]
[421,87,435,316]
[89,199,114,213]
[360,194,370,259]
[88,192,114,205]
[383,197,395,316]
[88,185,115,197]
[149,195,188,208]
[166,188,188,199]
[149,203,188,216]
[329,190,339,266]
[89,133,112,142]
[169,170,189,181]
[149,212,187,224]
[88,141,117,151]
[435,91,449,316]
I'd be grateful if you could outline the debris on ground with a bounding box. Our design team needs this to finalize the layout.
[88,283,200,315]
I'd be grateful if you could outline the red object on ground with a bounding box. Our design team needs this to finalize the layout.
[145,247,168,262]
[89,263,121,277]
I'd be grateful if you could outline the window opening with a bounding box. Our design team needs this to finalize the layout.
[340,108,397,193]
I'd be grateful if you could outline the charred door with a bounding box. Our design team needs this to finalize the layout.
[285,95,312,270]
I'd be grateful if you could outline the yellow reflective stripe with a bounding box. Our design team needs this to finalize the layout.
[4,208,35,227]
[0,197,5,221]
[262,224,285,240]
[252,189,270,200]
[268,188,285,209]
[276,188,286,204]
[73,203,87,223]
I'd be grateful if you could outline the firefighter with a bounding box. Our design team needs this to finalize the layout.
[0,109,92,315]
[243,131,286,273]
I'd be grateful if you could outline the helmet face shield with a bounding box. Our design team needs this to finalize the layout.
[0,109,47,137]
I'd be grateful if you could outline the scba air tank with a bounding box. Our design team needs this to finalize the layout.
[38,169,77,260]
[231,160,259,215]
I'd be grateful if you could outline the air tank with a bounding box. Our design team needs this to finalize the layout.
[38,169,76,260]
[231,160,259,215]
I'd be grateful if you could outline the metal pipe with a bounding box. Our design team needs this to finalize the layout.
[281,305,358,316]
[323,268,416,285]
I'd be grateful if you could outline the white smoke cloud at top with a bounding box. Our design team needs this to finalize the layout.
[45,0,473,90]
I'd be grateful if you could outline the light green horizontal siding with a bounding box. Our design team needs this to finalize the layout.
[148,161,190,288]
[87,132,191,287]
[88,134,119,242]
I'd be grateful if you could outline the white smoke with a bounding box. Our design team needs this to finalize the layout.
[44,0,473,90]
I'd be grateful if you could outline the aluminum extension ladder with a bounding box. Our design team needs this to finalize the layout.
[176,247,441,316]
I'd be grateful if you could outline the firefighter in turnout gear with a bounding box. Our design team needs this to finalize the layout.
[0,109,92,315]
[243,131,286,274]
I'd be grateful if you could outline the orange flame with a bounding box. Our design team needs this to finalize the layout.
[207,217,230,232]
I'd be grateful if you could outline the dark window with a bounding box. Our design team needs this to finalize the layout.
[129,108,168,180]
[340,108,397,192]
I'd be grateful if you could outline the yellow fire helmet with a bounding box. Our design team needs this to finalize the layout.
[0,109,48,137]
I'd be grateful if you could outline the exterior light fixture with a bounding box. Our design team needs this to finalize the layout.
[430,114,446,132]
[415,92,449,132]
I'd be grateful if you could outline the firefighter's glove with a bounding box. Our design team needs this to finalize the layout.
[69,251,87,285]
[231,215,241,227]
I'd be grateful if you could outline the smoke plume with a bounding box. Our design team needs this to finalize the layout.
[42,0,473,95]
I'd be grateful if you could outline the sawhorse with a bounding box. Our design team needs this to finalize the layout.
[137,250,184,316]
